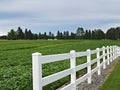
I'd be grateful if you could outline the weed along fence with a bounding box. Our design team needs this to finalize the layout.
[32,45,120,90]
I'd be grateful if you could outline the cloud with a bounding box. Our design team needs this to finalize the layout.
[0,0,120,35]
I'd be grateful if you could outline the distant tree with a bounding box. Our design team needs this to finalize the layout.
[16,27,25,39]
[88,30,92,39]
[7,29,16,40]
[38,33,42,39]
[92,29,105,40]
[25,29,29,39]
[0,35,7,39]
[43,32,48,39]
[106,27,120,40]
[33,34,38,40]
[115,27,120,40]
[51,33,55,39]
[28,30,33,39]
[56,31,63,39]
[91,30,95,39]
[48,31,54,39]
[70,32,76,39]
[63,31,69,39]
[76,27,85,39]
[84,30,89,39]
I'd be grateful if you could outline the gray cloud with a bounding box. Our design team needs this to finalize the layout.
[0,0,120,35]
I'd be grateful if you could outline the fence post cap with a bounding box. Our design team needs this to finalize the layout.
[96,48,99,50]
[102,46,105,48]
[87,49,90,52]
[70,50,75,53]
[32,52,42,56]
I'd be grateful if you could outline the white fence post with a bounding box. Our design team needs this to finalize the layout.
[107,46,110,65]
[112,46,114,60]
[70,50,76,90]
[110,46,113,62]
[113,46,115,60]
[117,46,119,57]
[102,46,106,69]
[87,49,91,84]
[115,46,118,58]
[113,45,115,60]
[96,48,101,75]
[32,52,42,90]
[115,46,117,59]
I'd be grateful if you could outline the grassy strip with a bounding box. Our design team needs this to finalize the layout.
[100,59,120,90]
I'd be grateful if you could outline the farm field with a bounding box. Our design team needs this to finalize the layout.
[0,40,120,90]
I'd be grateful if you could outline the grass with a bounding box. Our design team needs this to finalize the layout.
[0,40,120,90]
[100,59,120,90]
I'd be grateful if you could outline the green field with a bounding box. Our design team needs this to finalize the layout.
[0,40,120,90]
[100,60,120,90]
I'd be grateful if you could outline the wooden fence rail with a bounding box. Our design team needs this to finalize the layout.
[32,45,120,90]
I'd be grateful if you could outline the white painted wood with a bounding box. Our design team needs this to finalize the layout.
[61,83,74,90]
[32,52,42,90]
[107,46,110,65]
[91,67,98,75]
[96,48,101,75]
[76,62,88,71]
[70,50,76,90]
[75,51,87,57]
[40,53,70,64]
[91,49,97,54]
[42,68,72,86]
[91,58,98,65]
[110,46,113,62]
[76,73,89,85]
[32,45,119,90]
[103,46,106,69]
[87,49,91,84]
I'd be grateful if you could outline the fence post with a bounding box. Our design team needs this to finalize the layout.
[70,50,76,90]
[116,46,118,57]
[87,49,91,84]
[32,52,42,90]
[113,46,115,60]
[110,46,113,62]
[113,45,115,60]
[112,46,114,61]
[117,47,120,57]
[96,48,101,75]
[115,46,117,59]
[102,46,106,69]
[107,46,110,65]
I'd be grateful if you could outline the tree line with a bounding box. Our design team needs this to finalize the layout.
[0,26,120,40]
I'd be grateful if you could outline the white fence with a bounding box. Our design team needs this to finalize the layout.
[32,45,120,90]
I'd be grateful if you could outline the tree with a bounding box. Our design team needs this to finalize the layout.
[33,34,38,40]
[43,32,48,39]
[76,27,85,39]
[38,33,42,39]
[25,29,29,39]
[70,32,75,39]
[56,31,63,39]
[106,27,120,40]
[16,27,25,39]
[28,30,33,39]
[91,30,95,39]
[84,30,89,39]
[0,35,7,39]
[63,31,69,39]
[7,29,16,40]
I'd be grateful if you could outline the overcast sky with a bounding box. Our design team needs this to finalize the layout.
[0,0,120,35]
